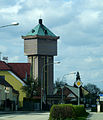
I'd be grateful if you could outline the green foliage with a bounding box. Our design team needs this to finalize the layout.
[49,104,76,120]
[84,83,101,105]
[73,105,88,117]
[49,104,88,120]
[21,77,40,98]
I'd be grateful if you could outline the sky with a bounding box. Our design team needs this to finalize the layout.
[0,0,103,90]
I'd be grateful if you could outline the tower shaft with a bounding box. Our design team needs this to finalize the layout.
[28,55,53,95]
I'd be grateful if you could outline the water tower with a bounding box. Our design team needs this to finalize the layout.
[22,19,59,95]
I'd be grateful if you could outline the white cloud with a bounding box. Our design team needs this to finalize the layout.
[9,56,19,62]
[100,57,103,63]
[0,4,22,14]
[84,57,93,63]
[78,10,101,27]
[85,0,103,9]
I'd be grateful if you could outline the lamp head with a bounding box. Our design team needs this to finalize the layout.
[11,22,19,26]
[54,61,61,64]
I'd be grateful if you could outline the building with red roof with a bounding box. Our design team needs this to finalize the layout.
[8,63,31,81]
[0,61,31,108]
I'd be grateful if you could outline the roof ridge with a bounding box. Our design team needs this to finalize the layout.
[42,24,56,36]
[37,24,41,35]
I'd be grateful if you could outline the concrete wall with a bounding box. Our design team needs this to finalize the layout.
[38,56,53,95]
[28,55,54,95]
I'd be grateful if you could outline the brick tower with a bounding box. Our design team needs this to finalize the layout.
[22,19,59,96]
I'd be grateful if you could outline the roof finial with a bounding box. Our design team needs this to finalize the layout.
[39,19,42,24]
[40,14,41,19]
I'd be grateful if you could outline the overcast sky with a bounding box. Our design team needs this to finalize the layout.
[0,0,103,90]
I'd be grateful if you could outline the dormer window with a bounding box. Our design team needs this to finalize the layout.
[45,30,48,35]
[32,29,35,33]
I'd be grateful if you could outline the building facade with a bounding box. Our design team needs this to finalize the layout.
[0,61,30,108]
[0,77,19,110]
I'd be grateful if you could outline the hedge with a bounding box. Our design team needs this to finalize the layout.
[73,105,87,117]
[49,104,88,120]
[49,104,75,120]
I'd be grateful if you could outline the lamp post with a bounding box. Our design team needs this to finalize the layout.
[0,22,19,28]
[61,72,76,103]
[41,61,60,110]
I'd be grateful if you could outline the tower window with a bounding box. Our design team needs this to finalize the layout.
[32,29,35,33]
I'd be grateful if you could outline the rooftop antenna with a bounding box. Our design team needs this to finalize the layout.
[2,56,8,63]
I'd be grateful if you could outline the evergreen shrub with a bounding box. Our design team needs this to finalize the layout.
[49,104,88,120]
[49,104,76,120]
[73,105,87,117]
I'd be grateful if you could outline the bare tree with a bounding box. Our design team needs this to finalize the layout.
[84,83,100,95]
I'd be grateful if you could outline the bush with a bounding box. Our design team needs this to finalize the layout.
[73,105,87,117]
[49,104,76,120]
[49,104,88,120]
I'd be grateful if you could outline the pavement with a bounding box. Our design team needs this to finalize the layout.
[1,110,103,120]
[86,108,103,120]
[87,112,103,120]
[0,110,49,114]
[0,111,50,120]
[0,111,16,114]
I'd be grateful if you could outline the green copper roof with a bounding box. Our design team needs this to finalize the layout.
[26,19,56,37]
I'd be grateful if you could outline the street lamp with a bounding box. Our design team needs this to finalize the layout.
[41,61,60,110]
[62,72,76,83]
[0,22,19,28]
[61,72,76,103]
[0,22,19,62]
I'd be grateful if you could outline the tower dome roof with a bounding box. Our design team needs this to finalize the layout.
[26,19,56,37]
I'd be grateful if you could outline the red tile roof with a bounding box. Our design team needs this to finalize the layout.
[0,61,31,80]
[0,61,11,70]
[8,63,31,80]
